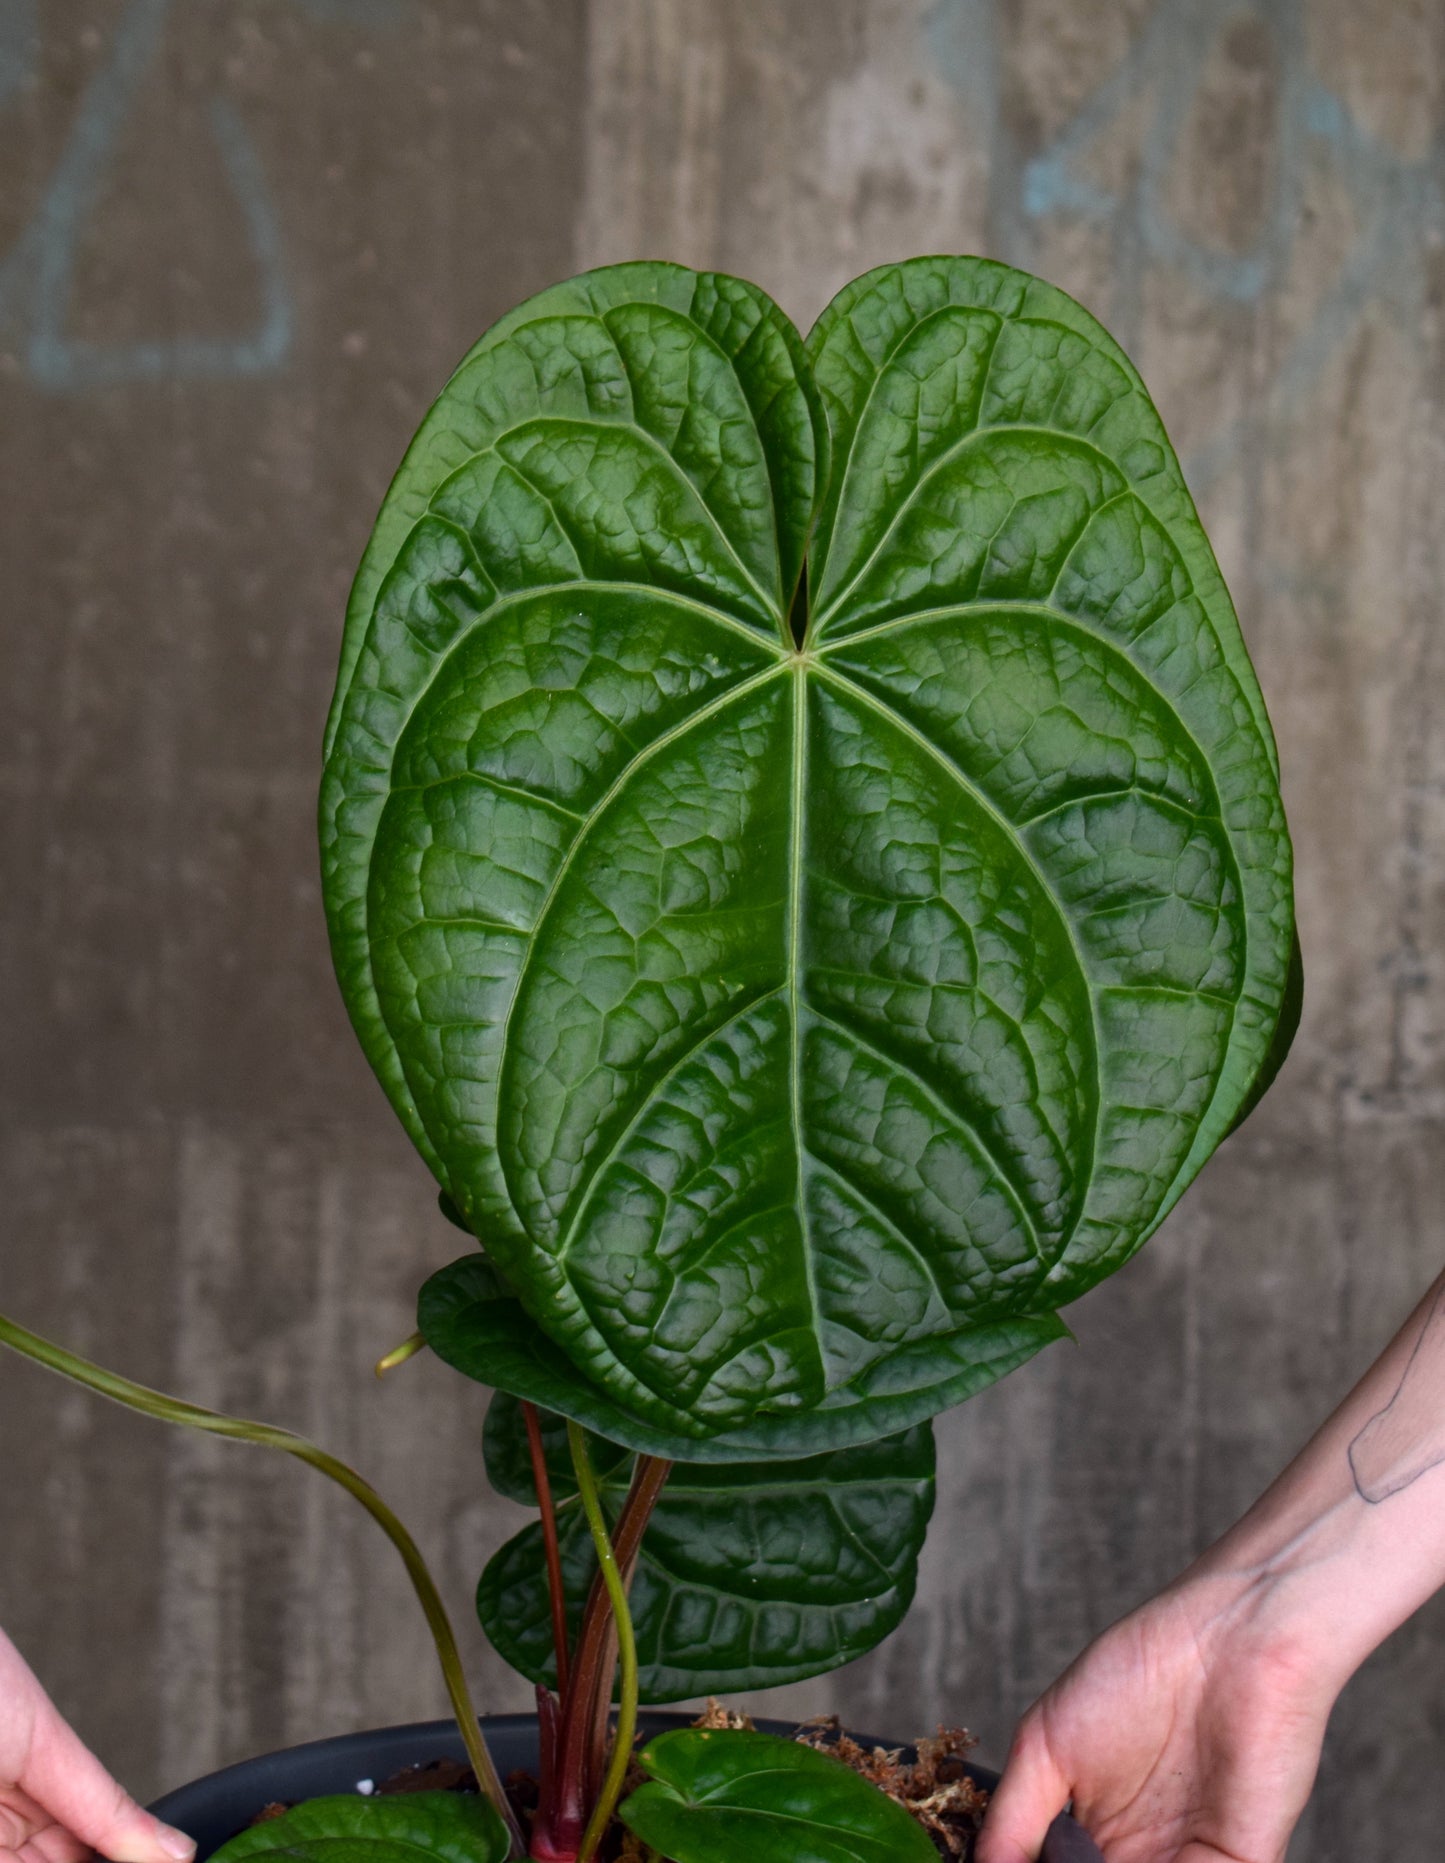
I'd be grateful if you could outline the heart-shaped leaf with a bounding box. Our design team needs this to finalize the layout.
[208,1793,510,1863]
[324,257,1294,1443]
[419,1253,1066,1460]
[476,1394,934,1700]
[618,1729,938,1863]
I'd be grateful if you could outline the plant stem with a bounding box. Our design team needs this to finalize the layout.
[568,1423,638,1863]
[0,1309,526,1860]
[573,1453,670,1803]
[568,1454,672,1718]
[521,1400,571,1697]
[374,1330,428,1377]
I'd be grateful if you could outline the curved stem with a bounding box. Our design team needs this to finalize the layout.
[578,1456,671,1802]
[568,1424,639,1863]
[566,1454,672,1743]
[0,1310,525,1859]
[521,1401,572,1699]
[374,1331,427,1377]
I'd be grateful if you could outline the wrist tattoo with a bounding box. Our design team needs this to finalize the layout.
[1349,1282,1445,1504]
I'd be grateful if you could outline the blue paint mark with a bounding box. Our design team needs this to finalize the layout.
[0,0,404,392]
[1012,0,1308,308]
[1021,162,1111,224]
[1302,82,1350,145]
[0,0,38,108]
[26,95,291,390]
[926,0,1445,489]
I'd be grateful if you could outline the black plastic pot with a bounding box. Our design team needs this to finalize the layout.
[150,1713,1104,1862]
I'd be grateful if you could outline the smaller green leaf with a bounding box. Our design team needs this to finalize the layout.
[209,1793,510,1863]
[619,1730,938,1863]
[419,1254,1065,1461]
[478,1403,936,1701]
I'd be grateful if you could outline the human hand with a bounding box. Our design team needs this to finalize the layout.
[976,1574,1333,1863]
[0,1629,194,1863]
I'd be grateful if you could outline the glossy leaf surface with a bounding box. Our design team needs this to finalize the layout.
[210,1794,510,1863]
[476,1394,935,1699]
[618,1730,938,1863]
[419,1253,1065,1460]
[325,257,1294,1443]
[480,1387,628,1503]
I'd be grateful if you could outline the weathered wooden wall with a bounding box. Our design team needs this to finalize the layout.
[2,3,1442,1854]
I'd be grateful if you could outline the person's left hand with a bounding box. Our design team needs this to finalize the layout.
[0,1628,195,1863]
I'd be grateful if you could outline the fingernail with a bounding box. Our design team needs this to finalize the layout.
[158,1827,196,1860]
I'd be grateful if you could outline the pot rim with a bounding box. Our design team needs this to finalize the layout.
[148,1712,1103,1863]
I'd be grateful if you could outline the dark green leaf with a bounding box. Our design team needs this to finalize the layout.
[477,1397,935,1699]
[618,1729,938,1863]
[327,257,1295,1443]
[481,1388,628,1504]
[420,1254,1065,1461]
[209,1793,509,1863]
[437,1190,473,1234]
[1226,924,1304,1137]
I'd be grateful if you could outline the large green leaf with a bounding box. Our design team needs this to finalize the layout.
[418,1253,1066,1460]
[209,1794,510,1863]
[1225,923,1304,1137]
[618,1730,938,1863]
[476,1394,934,1700]
[324,257,1294,1443]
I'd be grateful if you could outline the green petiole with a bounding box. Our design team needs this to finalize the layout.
[0,1309,525,1859]
[374,1330,428,1377]
[568,1421,639,1863]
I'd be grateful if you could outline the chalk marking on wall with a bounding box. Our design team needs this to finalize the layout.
[0,0,38,108]
[0,0,406,392]
[927,0,1445,490]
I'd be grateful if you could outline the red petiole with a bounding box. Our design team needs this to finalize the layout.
[527,1449,672,1861]
[521,1399,572,1699]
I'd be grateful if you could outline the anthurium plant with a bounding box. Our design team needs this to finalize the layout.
[0,256,1297,1863]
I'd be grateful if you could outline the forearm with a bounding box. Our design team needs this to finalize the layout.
[980,1271,1445,1863]
[1184,1268,1445,1689]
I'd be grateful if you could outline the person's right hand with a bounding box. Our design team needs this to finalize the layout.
[976,1571,1334,1863]
[976,1265,1445,1861]
[0,1628,195,1863]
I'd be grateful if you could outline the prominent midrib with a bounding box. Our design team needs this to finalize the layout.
[786,660,822,1388]
[529,648,1102,1379]
[808,657,1102,1262]
[810,598,1254,1249]
[389,593,1245,1405]
[493,643,1109,1284]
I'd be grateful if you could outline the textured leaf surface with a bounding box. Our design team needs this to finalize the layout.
[209,1794,509,1863]
[619,1730,938,1863]
[325,256,1294,1442]
[480,1385,628,1504]
[419,1254,1065,1459]
[1225,924,1303,1137]
[476,1393,935,1700]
